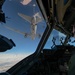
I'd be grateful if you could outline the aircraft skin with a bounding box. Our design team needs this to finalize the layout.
[18,12,43,40]
[4,13,43,40]
[30,24,37,39]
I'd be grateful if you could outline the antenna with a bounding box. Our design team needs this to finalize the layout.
[51,37,56,48]
[60,37,64,45]
[33,4,36,15]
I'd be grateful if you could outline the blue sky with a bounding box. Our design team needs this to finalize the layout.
[0,0,61,71]
[0,0,74,54]
[0,1,47,71]
[0,0,75,55]
[0,0,62,71]
[0,0,75,72]
[0,0,46,55]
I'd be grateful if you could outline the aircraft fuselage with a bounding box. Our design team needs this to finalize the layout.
[31,17,37,39]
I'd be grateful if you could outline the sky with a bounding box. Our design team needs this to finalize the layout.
[0,0,46,54]
[44,29,66,49]
[0,0,75,72]
[0,0,47,72]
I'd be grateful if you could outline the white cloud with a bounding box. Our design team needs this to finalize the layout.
[20,0,32,5]
[0,53,31,73]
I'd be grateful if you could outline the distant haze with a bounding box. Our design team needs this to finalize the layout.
[0,53,29,73]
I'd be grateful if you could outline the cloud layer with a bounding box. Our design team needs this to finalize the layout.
[0,53,30,73]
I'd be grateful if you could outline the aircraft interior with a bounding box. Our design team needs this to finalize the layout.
[0,0,6,23]
[0,0,75,75]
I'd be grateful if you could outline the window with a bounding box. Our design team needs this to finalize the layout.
[0,0,46,73]
[44,29,66,49]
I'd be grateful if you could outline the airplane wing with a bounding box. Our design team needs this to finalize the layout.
[36,17,43,24]
[18,13,32,23]
[33,12,43,24]
[4,26,30,37]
